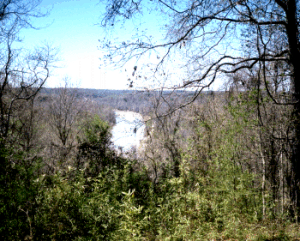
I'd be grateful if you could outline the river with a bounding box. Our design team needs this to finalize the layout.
[111,110,146,152]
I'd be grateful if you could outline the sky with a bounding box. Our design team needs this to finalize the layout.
[17,0,223,90]
[18,0,140,89]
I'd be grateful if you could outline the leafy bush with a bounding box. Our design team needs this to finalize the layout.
[0,146,42,240]
[76,115,120,176]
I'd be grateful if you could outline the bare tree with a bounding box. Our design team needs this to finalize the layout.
[100,0,300,215]
[101,0,297,101]
[47,79,83,165]
[0,0,55,146]
[0,36,55,145]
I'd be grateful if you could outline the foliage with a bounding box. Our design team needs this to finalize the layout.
[76,115,118,176]
[1,1,300,238]
[0,146,42,240]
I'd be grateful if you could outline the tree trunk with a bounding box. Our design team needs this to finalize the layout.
[286,0,300,218]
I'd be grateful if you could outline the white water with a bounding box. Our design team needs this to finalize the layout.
[111,110,146,152]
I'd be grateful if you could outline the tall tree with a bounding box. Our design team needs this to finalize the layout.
[100,0,300,214]
[0,0,55,144]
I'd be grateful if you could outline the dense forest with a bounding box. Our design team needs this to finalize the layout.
[2,0,300,240]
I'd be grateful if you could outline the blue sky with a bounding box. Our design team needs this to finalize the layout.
[18,0,138,89]
[17,0,224,90]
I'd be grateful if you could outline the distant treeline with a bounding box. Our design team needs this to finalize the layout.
[40,88,222,114]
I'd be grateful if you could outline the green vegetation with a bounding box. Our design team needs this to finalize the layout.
[1,88,300,240]
[1,0,300,240]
